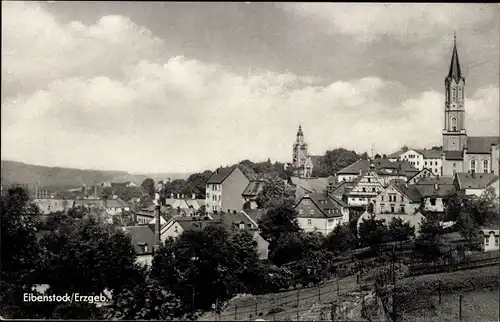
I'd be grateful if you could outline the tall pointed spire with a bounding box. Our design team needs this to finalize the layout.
[447,32,463,83]
[297,124,303,136]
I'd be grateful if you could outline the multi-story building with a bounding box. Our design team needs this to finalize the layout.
[358,182,425,236]
[294,192,349,235]
[205,166,250,214]
[291,125,314,178]
[346,167,385,208]
[453,172,499,197]
[440,36,500,176]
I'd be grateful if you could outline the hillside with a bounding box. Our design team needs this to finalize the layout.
[1,160,190,190]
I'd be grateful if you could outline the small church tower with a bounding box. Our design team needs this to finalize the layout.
[292,125,313,178]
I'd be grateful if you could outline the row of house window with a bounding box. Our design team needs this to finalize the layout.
[361,187,377,192]
[306,218,335,225]
[470,160,489,173]
[379,204,405,213]
[424,161,439,166]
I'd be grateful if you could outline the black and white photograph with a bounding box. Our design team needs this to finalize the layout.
[1,2,499,321]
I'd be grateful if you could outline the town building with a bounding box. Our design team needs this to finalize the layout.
[407,168,438,185]
[294,192,349,235]
[34,199,74,215]
[291,125,314,178]
[205,166,250,214]
[394,149,443,175]
[345,166,385,208]
[242,179,265,209]
[336,160,370,183]
[440,36,500,177]
[288,176,330,202]
[412,177,456,218]
[122,226,156,267]
[453,172,499,197]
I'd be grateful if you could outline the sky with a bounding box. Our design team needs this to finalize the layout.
[1,2,499,173]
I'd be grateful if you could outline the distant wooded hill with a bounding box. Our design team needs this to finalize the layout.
[0,160,190,191]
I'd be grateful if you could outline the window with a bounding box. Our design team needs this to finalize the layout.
[381,196,384,201]
[425,161,427,166]
[430,198,437,206]
[400,206,405,213]
[327,219,334,224]
[299,209,304,215]
[484,237,489,246]
[239,223,245,229]
[367,178,371,183]
[359,198,363,201]
[495,237,499,246]
[307,219,312,225]
[372,188,376,192]
[390,206,395,213]
[484,160,489,173]
[309,210,315,215]
[435,162,438,166]
[206,192,209,199]
[362,187,366,192]
[452,87,456,100]
[471,160,476,172]
[451,117,457,131]
[401,196,404,202]
[453,163,456,168]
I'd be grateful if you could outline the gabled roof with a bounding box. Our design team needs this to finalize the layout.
[295,193,346,218]
[289,177,329,193]
[337,160,370,175]
[407,168,436,183]
[416,176,454,185]
[393,160,419,176]
[393,183,422,202]
[242,180,265,197]
[466,137,500,154]
[373,158,397,169]
[443,150,463,160]
[206,166,245,184]
[212,211,258,231]
[122,226,156,254]
[455,173,499,190]
[330,181,355,196]
[387,149,406,158]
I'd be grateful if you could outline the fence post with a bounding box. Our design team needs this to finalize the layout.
[459,295,463,320]
[234,305,237,320]
[331,302,336,322]
[296,289,300,321]
[337,279,340,296]
[438,281,442,305]
[318,285,321,301]
[254,302,257,317]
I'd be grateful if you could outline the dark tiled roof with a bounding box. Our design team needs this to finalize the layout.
[289,177,329,193]
[212,212,257,231]
[242,180,265,197]
[413,183,456,198]
[407,169,436,183]
[337,160,370,175]
[330,181,354,196]
[387,149,405,158]
[416,176,454,185]
[415,148,442,159]
[177,218,224,231]
[393,183,422,202]
[122,226,155,254]
[373,158,397,169]
[243,209,266,224]
[466,137,500,154]
[444,150,463,160]
[295,193,346,218]
[206,166,241,184]
[456,173,499,190]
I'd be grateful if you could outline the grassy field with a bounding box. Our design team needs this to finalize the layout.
[401,290,500,322]
[199,274,365,321]
[397,265,500,322]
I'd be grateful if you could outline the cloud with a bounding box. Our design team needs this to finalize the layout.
[1,2,499,173]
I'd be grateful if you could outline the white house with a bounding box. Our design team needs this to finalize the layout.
[294,192,349,235]
[346,169,385,208]
[397,149,443,175]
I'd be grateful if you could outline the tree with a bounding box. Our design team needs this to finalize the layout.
[361,152,370,160]
[256,176,296,209]
[0,188,47,318]
[270,232,307,266]
[456,213,482,248]
[444,193,462,222]
[151,224,259,312]
[182,171,213,199]
[40,216,143,297]
[324,224,358,255]
[258,203,301,253]
[414,215,444,261]
[105,275,189,320]
[141,178,156,197]
[321,148,361,176]
[388,217,415,247]
[358,215,391,248]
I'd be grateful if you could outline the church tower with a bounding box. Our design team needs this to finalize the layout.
[442,34,467,153]
[292,125,313,178]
